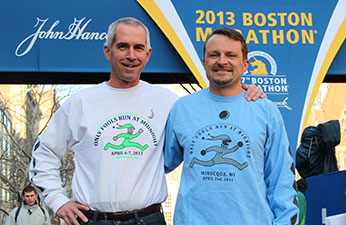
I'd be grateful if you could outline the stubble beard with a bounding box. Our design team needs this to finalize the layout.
[213,78,233,86]
[209,72,235,87]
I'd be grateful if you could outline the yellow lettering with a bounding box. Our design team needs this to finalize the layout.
[277,13,287,26]
[254,13,266,26]
[225,12,236,25]
[267,13,277,27]
[302,30,315,44]
[206,10,216,24]
[287,29,299,44]
[243,12,253,26]
[235,29,243,34]
[239,12,313,28]
[301,13,313,26]
[288,12,300,26]
[259,30,270,44]
[196,10,205,24]
[272,30,284,44]
[246,30,259,44]
[217,11,224,25]
[196,27,212,42]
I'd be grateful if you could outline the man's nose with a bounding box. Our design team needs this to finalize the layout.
[126,48,136,61]
[218,54,227,65]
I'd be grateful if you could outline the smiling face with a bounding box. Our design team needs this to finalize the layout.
[104,22,152,88]
[203,34,249,96]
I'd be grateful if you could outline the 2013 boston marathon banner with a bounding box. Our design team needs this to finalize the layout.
[0,0,345,157]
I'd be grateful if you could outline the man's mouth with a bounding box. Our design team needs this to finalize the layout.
[121,62,140,68]
[213,68,232,72]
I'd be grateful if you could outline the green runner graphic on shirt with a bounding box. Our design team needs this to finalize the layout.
[104,123,148,151]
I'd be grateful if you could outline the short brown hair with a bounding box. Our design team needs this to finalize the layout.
[203,27,248,60]
[22,185,36,195]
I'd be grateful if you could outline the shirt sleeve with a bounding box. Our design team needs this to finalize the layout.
[263,104,299,225]
[164,108,184,173]
[5,208,16,225]
[29,99,77,214]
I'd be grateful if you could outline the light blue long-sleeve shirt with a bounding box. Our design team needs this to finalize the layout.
[164,89,298,225]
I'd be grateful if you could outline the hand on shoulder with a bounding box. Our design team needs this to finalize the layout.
[242,83,266,101]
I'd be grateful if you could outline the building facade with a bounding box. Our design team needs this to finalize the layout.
[0,85,56,217]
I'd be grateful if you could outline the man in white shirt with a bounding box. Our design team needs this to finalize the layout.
[29,17,264,225]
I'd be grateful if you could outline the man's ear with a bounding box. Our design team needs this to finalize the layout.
[104,45,111,61]
[243,59,249,73]
[144,48,152,63]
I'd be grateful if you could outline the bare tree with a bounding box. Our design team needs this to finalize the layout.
[0,84,79,224]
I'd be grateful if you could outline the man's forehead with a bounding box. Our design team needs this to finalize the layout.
[24,191,36,195]
[114,23,147,44]
[206,35,242,51]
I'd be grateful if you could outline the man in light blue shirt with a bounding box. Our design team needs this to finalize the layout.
[164,27,298,225]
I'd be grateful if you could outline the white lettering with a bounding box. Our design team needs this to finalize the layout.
[15,17,107,57]
[273,97,292,110]
[16,18,48,57]
[251,77,287,85]
[261,85,289,93]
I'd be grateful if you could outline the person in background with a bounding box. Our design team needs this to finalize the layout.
[5,185,50,225]
[164,27,298,225]
[297,178,308,225]
[29,18,265,225]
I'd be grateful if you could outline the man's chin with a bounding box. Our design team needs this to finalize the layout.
[120,73,140,82]
[214,79,232,86]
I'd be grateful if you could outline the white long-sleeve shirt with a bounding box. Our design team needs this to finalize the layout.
[29,81,178,213]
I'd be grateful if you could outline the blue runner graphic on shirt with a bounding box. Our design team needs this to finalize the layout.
[190,134,248,170]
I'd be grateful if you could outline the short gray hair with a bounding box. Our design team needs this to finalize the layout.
[105,17,151,51]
